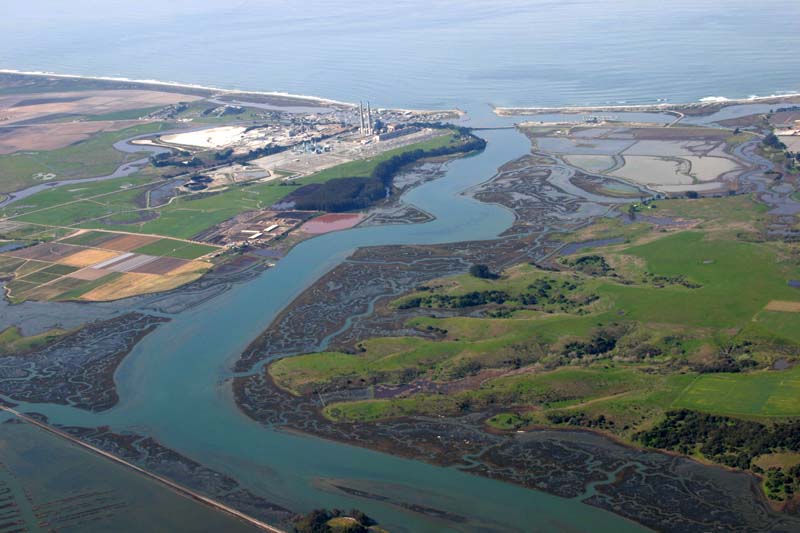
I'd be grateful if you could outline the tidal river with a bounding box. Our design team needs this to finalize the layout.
[3,126,649,532]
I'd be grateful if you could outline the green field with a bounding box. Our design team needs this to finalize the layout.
[274,231,800,405]
[58,230,119,247]
[3,132,462,240]
[133,239,217,259]
[673,366,800,417]
[270,200,800,433]
[0,326,66,355]
[132,182,293,238]
[1,175,155,219]
[1,175,287,239]
[604,232,799,328]
[653,194,768,225]
[14,186,149,228]
[324,366,650,422]
[748,310,800,344]
[0,123,169,193]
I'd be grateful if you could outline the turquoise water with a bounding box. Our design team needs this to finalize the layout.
[11,130,646,532]
[3,2,799,530]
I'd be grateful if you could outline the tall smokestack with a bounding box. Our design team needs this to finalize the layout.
[359,101,365,135]
[367,102,373,135]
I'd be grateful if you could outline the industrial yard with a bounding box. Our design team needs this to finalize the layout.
[195,209,314,247]
[0,73,469,301]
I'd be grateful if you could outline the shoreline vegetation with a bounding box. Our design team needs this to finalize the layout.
[286,131,485,212]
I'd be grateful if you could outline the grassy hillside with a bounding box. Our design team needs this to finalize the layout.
[267,195,800,499]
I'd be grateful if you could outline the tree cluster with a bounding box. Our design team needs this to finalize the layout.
[293,508,377,533]
[636,409,800,470]
[546,412,615,430]
[397,289,510,309]
[396,277,594,312]
[469,264,497,279]
[292,177,386,212]
[563,255,614,277]
[287,134,486,212]
[763,465,800,501]
[764,132,787,151]
[561,323,629,358]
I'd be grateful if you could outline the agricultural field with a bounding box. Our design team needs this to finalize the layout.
[673,366,800,417]
[0,229,217,302]
[0,114,472,302]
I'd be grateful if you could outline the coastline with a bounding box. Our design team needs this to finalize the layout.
[494,92,800,116]
[0,68,356,108]
[0,68,465,119]
[10,68,798,120]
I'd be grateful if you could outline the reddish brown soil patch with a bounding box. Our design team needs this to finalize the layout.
[129,256,188,275]
[301,213,363,234]
[7,243,86,262]
[100,234,159,252]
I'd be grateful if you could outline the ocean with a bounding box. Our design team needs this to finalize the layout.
[2,0,799,110]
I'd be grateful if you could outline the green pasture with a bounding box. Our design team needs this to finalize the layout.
[673,366,800,417]
[0,123,168,193]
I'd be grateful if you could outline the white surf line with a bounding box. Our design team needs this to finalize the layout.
[0,404,286,533]
[493,92,800,114]
[0,68,355,108]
